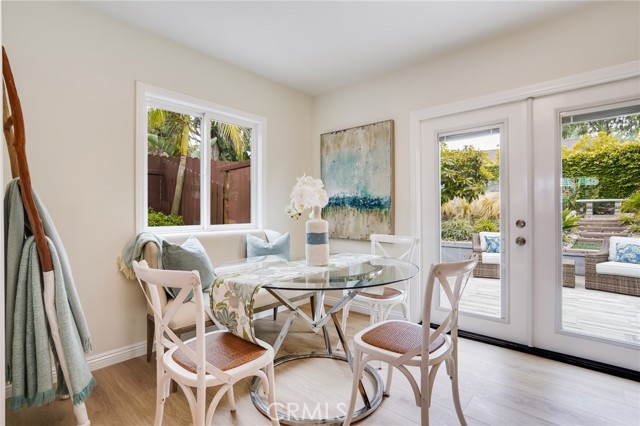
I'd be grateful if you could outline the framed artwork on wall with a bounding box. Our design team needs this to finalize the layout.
[321,119,394,240]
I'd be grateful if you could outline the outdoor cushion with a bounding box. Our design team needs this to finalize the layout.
[615,243,640,264]
[608,236,640,261]
[596,261,640,278]
[481,252,501,265]
[485,236,501,253]
[479,232,500,252]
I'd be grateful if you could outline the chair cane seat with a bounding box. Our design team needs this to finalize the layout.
[361,320,446,355]
[172,332,267,373]
[358,286,403,300]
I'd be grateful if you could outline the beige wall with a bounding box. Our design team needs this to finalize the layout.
[2,1,639,360]
[313,1,640,254]
[2,1,313,356]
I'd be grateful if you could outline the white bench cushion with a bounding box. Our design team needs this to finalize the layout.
[596,261,640,278]
[481,252,501,265]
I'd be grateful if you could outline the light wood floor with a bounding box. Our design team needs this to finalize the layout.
[5,307,640,426]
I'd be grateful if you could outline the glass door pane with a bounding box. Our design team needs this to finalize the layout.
[422,101,529,344]
[559,102,640,344]
[439,127,502,319]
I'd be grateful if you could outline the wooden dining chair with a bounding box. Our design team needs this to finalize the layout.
[338,234,419,351]
[132,260,279,426]
[342,255,478,426]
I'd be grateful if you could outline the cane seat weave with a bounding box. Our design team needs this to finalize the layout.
[361,320,446,355]
[172,332,267,373]
[358,286,403,300]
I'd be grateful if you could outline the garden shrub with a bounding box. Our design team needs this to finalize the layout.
[470,193,500,220]
[148,209,185,226]
[562,208,583,232]
[473,218,499,233]
[621,190,640,213]
[441,218,473,241]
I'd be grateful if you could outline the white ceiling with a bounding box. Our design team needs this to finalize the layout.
[84,1,593,96]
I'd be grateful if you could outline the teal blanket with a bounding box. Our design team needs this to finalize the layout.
[4,179,94,409]
[116,232,165,280]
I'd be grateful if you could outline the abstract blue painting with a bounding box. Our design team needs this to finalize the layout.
[321,120,394,240]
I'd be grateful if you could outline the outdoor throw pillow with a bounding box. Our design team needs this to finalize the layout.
[615,243,640,264]
[484,236,501,253]
[246,232,290,260]
[162,236,216,300]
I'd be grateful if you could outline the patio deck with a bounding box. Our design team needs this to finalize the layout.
[457,275,640,344]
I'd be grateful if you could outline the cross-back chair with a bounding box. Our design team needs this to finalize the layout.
[132,260,279,426]
[343,255,478,426]
[339,234,419,350]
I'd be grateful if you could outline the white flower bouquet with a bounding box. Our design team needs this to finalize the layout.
[285,174,328,219]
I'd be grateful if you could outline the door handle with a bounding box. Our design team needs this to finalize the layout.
[515,236,526,246]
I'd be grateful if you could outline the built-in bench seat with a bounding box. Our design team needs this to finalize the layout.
[141,230,314,361]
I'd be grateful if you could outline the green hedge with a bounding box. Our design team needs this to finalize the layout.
[563,142,640,200]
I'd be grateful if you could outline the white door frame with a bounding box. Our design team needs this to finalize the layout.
[409,61,639,340]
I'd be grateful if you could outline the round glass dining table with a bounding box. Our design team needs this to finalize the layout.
[213,253,419,425]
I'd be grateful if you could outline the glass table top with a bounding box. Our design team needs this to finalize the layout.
[214,253,419,291]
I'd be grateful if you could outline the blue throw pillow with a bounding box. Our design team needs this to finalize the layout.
[246,232,290,260]
[162,236,216,300]
[484,236,501,253]
[615,243,640,264]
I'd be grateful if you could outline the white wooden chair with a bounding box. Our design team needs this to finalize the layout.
[342,255,478,426]
[132,260,279,426]
[339,234,419,350]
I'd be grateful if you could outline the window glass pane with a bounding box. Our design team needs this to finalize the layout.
[147,107,202,227]
[209,119,252,225]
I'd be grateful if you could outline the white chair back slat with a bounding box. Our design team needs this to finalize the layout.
[132,261,233,383]
[370,233,419,263]
[423,255,477,343]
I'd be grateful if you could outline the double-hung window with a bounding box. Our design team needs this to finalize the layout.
[136,83,265,233]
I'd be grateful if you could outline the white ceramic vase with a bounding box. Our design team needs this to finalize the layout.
[306,206,329,266]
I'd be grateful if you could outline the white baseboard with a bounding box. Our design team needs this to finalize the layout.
[6,340,147,399]
[85,340,148,372]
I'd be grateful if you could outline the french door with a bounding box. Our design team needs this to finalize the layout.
[419,101,532,345]
[413,73,640,370]
[532,77,639,370]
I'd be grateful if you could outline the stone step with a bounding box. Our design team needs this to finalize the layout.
[578,218,622,225]
[578,231,629,239]
[578,225,626,232]
[575,237,604,243]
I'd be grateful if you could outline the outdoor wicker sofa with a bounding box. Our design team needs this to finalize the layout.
[472,232,500,279]
[584,236,640,297]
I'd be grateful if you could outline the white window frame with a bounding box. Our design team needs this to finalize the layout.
[136,82,266,234]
